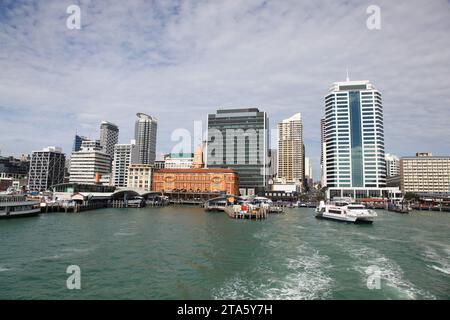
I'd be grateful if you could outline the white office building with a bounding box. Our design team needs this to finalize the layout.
[385,153,400,177]
[69,140,111,185]
[112,141,139,187]
[324,79,389,199]
[320,117,327,187]
[164,153,193,169]
[28,147,66,191]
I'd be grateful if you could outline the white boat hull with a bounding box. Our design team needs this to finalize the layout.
[315,201,377,224]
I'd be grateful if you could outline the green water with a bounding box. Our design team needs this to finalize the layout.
[0,207,449,299]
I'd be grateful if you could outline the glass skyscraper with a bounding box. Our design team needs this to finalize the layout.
[206,108,269,196]
[72,135,88,152]
[324,80,386,189]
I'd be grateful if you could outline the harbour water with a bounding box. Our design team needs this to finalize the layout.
[0,207,449,299]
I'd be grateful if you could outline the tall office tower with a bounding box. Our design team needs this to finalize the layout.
[69,140,111,185]
[385,153,400,177]
[134,113,158,165]
[320,117,327,187]
[99,121,119,158]
[28,147,66,191]
[73,135,89,152]
[207,108,269,196]
[324,79,386,189]
[277,113,304,187]
[112,140,139,187]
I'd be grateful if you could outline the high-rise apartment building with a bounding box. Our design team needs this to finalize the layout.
[277,113,304,187]
[134,113,158,165]
[385,153,400,177]
[400,152,450,194]
[99,121,119,158]
[206,108,269,196]
[28,147,66,191]
[69,140,111,185]
[112,141,139,187]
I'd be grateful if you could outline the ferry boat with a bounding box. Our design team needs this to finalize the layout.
[0,194,41,219]
[315,200,377,224]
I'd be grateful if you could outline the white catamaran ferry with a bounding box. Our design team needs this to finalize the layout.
[315,200,377,224]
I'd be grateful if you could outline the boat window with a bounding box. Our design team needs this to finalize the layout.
[348,205,365,209]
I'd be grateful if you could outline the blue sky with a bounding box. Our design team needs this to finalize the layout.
[1,0,450,180]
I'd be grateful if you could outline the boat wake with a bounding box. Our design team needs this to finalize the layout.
[114,232,137,237]
[212,244,333,300]
[423,246,450,275]
[346,245,435,299]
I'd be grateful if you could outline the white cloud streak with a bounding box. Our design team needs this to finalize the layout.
[0,0,449,179]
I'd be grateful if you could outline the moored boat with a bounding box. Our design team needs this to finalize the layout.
[0,194,40,219]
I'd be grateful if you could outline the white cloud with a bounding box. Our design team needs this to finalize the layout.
[0,0,449,179]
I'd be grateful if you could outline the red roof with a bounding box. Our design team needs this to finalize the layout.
[155,168,237,174]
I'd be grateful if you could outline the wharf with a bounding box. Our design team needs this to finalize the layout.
[224,205,268,220]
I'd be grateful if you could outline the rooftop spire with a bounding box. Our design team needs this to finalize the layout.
[346,67,350,81]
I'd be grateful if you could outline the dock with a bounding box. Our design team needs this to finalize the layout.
[224,205,269,220]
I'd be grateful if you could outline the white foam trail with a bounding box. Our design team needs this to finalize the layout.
[213,245,333,300]
[114,232,136,236]
[423,246,450,276]
[347,245,435,299]
[429,265,450,275]
[61,247,93,253]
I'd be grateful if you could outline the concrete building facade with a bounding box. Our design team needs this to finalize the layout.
[99,121,119,158]
[400,152,450,194]
[385,153,400,177]
[277,113,304,189]
[127,164,153,191]
[112,141,139,188]
[69,141,111,185]
[134,113,158,165]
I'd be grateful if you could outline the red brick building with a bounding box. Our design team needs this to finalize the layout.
[153,168,239,195]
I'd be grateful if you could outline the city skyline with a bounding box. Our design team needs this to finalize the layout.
[1,0,450,182]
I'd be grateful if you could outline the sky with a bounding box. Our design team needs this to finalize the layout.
[0,0,449,180]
